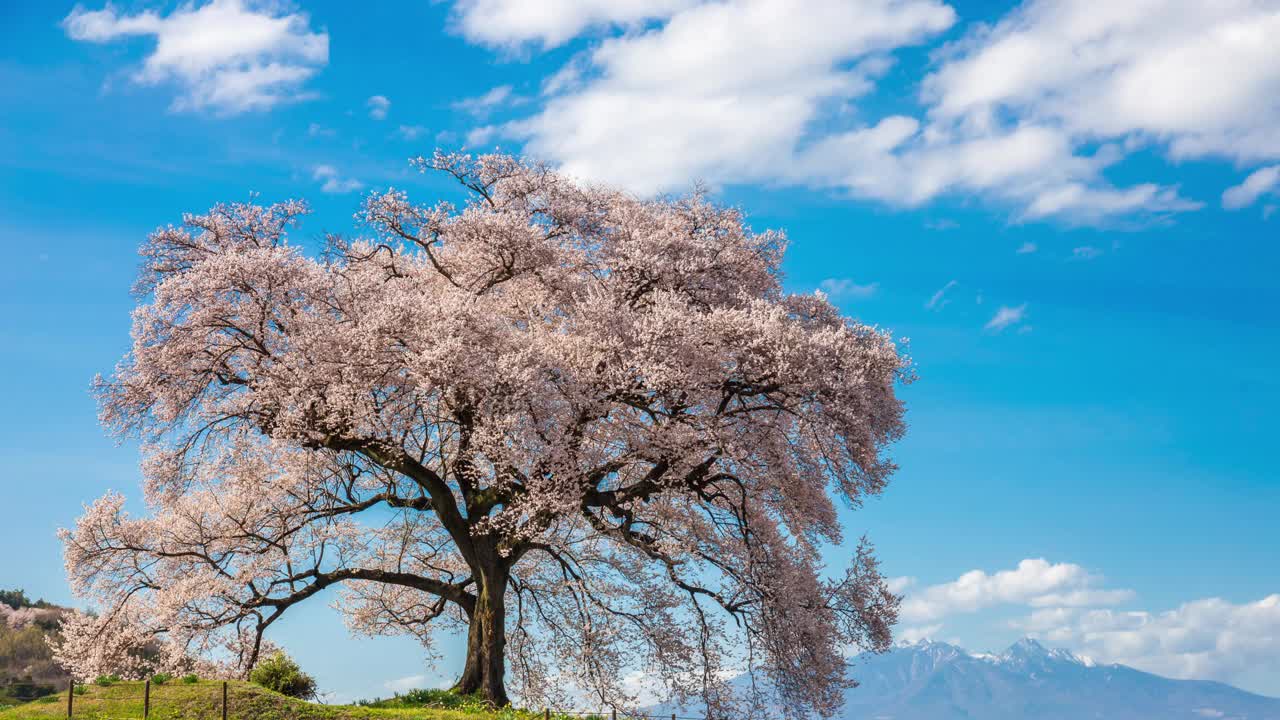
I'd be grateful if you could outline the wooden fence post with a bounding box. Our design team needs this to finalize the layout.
[66,680,73,718]
[222,681,228,720]
[144,679,151,718]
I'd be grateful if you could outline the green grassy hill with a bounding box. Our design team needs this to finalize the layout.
[0,680,499,720]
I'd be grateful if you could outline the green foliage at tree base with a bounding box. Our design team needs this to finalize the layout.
[249,652,318,700]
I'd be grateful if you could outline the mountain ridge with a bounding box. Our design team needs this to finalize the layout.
[840,637,1280,720]
[656,637,1280,720]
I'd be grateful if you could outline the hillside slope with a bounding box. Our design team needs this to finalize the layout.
[0,680,479,720]
[0,590,70,708]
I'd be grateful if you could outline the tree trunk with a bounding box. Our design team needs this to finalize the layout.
[452,565,509,707]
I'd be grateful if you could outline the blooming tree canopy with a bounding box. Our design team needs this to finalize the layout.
[65,152,908,715]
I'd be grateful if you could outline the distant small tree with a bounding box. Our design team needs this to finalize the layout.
[64,152,909,716]
[0,590,52,611]
[249,651,316,700]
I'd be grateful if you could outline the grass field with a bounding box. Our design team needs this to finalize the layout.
[0,681,516,720]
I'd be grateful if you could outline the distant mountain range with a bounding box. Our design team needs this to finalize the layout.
[657,638,1280,719]
[838,638,1280,720]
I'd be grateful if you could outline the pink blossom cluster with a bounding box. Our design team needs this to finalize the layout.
[47,607,228,682]
[0,603,60,630]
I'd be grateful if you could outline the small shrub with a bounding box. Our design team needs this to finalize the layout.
[357,688,495,711]
[73,686,88,696]
[0,678,57,703]
[181,674,199,684]
[151,673,172,685]
[401,688,462,707]
[249,651,317,700]
[93,675,120,687]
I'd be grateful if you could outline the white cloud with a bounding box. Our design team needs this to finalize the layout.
[1016,241,1037,254]
[819,278,879,299]
[1222,165,1280,209]
[903,0,1280,218]
[499,0,956,196]
[1028,588,1136,608]
[63,0,327,114]
[1010,606,1080,633]
[899,558,1130,623]
[926,0,1280,165]
[449,0,697,48]
[384,674,426,693]
[307,122,335,138]
[367,95,391,120]
[455,0,1280,223]
[383,673,449,693]
[897,624,944,643]
[886,576,917,595]
[398,124,428,141]
[984,304,1028,333]
[791,119,1201,221]
[452,85,518,117]
[1021,182,1201,222]
[925,279,958,310]
[1020,594,1280,686]
[312,164,363,194]
[619,669,671,707]
[1072,245,1103,260]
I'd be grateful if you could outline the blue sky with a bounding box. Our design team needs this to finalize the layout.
[1,0,1278,703]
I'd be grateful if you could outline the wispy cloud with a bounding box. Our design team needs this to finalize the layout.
[1016,242,1037,254]
[985,304,1028,333]
[926,280,958,310]
[453,85,519,117]
[63,0,328,114]
[383,673,448,694]
[397,124,428,141]
[312,164,363,194]
[1223,165,1280,210]
[819,278,879,299]
[1072,246,1103,261]
[367,95,391,120]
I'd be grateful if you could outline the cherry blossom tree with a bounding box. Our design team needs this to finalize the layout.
[65,152,909,715]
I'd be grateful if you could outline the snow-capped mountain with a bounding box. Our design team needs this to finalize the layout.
[655,638,1280,719]
[838,638,1280,720]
